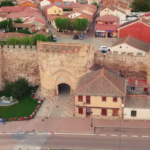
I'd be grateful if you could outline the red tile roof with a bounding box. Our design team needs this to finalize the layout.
[49,0,63,3]
[95,24,120,31]
[74,68,126,97]
[128,79,149,88]
[96,14,119,22]
[0,6,27,13]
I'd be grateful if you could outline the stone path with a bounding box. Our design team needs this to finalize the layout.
[36,96,58,117]
[62,95,75,117]
[50,94,70,117]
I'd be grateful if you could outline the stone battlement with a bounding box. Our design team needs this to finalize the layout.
[1,45,37,50]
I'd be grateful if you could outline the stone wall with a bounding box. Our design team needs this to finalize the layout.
[37,42,95,99]
[95,51,148,79]
[0,45,40,88]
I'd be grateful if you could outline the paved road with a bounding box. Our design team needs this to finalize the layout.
[1,128,150,150]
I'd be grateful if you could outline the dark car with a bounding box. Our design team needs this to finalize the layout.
[73,35,78,40]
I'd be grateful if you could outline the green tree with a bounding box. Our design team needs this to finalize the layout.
[18,29,31,34]
[8,18,13,32]
[92,1,99,10]
[0,1,14,7]
[4,77,29,99]
[55,18,70,34]
[0,20,9,32]
[14,19,23,23]
[7,37,20,45]
[33,34,48,44]
[72,18,89,33]
[131,0,150,12]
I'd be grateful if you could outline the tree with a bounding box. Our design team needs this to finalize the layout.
[0,1,14,7]
[92,1,99,10]
[0,20,9,32]
[55,18,70,34]
[72,18,89,33]
[18,29,31,34]
[131,0,150,12]
[8,18,13,32]
[7,37,20,45]
[33,34,49,44]
[4,77,29,99]
[14,19,23,23]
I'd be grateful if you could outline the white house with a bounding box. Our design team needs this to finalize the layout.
[124,95,150,120]
[40,0,50,9]
[110,35,150,56]
[113,9,126,24]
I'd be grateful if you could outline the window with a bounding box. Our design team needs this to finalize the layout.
[78,95,83,102]
[79,108,83,114]
[113,109,118,116]
[59,10,61,13]
[120,46,122,48]
[102,109,107,116]
[86,96,90,104]
[102,97,106,101]
[131,87,135,90]
[54,10,56,13]
[105,22,108,24]
[144,88,148,92]
[110,22,113,24]
[113,97,117,102]
[131,110,136,117]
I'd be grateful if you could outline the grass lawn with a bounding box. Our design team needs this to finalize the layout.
[0,89,38,118]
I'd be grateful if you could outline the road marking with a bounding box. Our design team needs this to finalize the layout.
[122,135,127,137]
[99,134,106,136]
[111,135,118,137]
[142,136,149,138]
[54,132,95,136]
[132,135,138,137]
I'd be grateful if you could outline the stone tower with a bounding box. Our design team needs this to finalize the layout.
[37,42,95,99]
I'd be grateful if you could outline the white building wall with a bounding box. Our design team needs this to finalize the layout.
[113,10,126,24]
[110,43,146,56]
[100,8,114,16]
[40,0,50,9]
[124,108,150,120]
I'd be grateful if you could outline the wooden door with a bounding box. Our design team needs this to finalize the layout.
[102,109,107,116]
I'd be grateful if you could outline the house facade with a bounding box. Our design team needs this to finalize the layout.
[110,35,150,56]
[95,14,119,38]
[74,68,126,118]
[118,18,150,43]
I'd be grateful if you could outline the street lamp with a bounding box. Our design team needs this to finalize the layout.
[90,111,93,127]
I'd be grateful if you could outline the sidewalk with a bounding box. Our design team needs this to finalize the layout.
[0,117,150,134]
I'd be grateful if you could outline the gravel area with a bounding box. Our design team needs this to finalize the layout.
[62,95,75,117]
[36,96,58,117]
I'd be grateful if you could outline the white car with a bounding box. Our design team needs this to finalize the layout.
[99,46,110,53]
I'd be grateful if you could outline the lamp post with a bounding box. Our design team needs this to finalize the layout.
[119,103,125,150]
[90,111,93,127]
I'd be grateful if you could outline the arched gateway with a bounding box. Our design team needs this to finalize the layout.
[37,42,95,99]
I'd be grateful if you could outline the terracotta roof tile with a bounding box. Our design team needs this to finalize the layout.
[111,35,150,52]
[74,68,126,97]
[96,14,119,22]
[126,95,150,109]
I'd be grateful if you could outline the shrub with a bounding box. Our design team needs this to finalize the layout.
[33,34,49,44]
[4,77,29,99]
[14,19,23,23]
[18,29,31,34]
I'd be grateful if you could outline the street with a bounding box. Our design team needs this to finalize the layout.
[0,128,150,150]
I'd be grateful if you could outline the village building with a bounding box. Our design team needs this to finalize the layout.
[74,68,126,118]
[110,35,150,56]
[124,95,150,120]
[127,79,150,95]
[18,0,37,7]
[118,18,150,43]
[95,14,119,38]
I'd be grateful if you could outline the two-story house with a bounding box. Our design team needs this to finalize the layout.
[95,14,120,38]
[74,68,126,118]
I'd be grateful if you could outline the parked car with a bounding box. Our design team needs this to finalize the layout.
[79,35,84,40]
[73,35,78,40]
[53,35,57,42]
[99,46,110,53]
